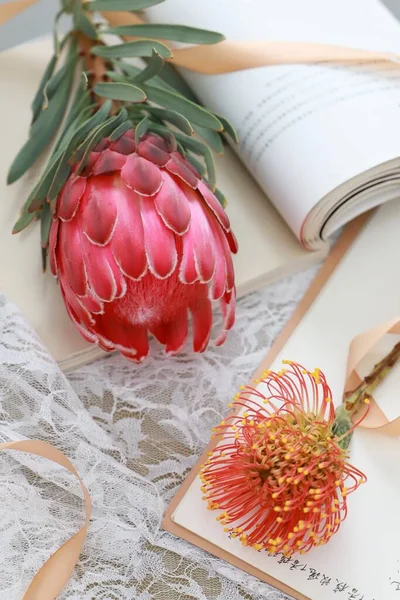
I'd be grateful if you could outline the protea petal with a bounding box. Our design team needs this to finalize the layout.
[138,137,170,167]
[61,280,95,327]
[121,154,163,196]
[179,228,198,285]
[111,185,147,280]
[60,285,98,345]
[215,225,235,292]
[165,153,199,188]
[215,289,236,346]
[208,218,227,300]
[58,219,87,296]
[92,149,127,175]
[184,186,216,283]
[226,229,239,254]
[110,135,136,155]
[198,180,230,232]
[49,217,59,276]
[149,321,168,345]
[82,235,120,302]
[120,326,149,362]
[98,317,149,361]
[191,293,212,353]
[80,176,118,246]
[82,151,100,176]
[144,133,169,153]
[52,130,237,361]
[140,196,177,279]
[93,138,111,152]
[164,308,188,355]
[79,291,104,314]
[57,176,86,222]
[154,173,191,235]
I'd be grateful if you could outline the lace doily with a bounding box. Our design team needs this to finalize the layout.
[0,265,316,599]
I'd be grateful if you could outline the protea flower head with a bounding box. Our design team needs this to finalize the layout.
[7,3,239,363]
[49,129,237,361]
[201,361,367,557]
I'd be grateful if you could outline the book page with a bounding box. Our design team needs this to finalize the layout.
[169,199,400,600]
[147,0,400,241]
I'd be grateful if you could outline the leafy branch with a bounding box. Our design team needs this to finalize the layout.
[8,0,237,268]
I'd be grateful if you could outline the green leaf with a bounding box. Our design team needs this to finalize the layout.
[84,0,164,11]
[55,93,93,152]
[91,40,172,60]
[40,44,79,111]
[53,9,65,55]
[193,125,224,154]
[26,161,61,213]
[24,101,111,211]
[215,187,227,208]
[56,105,97,156]
[105,70,127,83]
[155,61,197,101]
[186,153,206,177]
[215,114,239,144]
[31,54,57,123]
[144,122,176,151]
[47,154,71,204]
[74,4,98,40]
[176,141,186,157]
[40,203,52,249]
[94,82,146,103]
[174,132,216,189]
[74,110,129,174]
[143,83,223,131]
[12,209,36,234]
[109,120,133,141]
[123,62,193,107]
[7,61,75,185]
[146,106,193,135]
[134,49,164,84]
[135,116,150,146]
[41,247,48,272]
[66,99,112,151]
[104,23,225,45]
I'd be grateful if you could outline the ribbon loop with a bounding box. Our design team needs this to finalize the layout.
[0,440,91,600]
[345,318,400,436]
[1,2,400,73]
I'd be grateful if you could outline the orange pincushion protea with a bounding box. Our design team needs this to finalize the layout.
[200,361,366,557]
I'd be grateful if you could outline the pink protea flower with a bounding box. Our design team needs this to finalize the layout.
[49,130,238,362]
[201,362,367,557]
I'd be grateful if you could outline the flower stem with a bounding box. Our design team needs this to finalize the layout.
[333,340,400,449]
[343,340,400,415]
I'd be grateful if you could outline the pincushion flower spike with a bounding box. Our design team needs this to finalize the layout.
[201,344,400,557]
[7,1,238,362]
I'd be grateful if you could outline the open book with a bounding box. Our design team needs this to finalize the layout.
[163,199,400,600]
[1,0,400,370]
[147,0,400,248]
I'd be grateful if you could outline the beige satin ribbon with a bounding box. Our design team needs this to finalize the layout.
[2,0,400,72]
[0,0,38,26]
[102,10,400,73]
[0,440,91,600]
[345,318,400,436]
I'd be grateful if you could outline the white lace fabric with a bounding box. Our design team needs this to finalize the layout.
[0,267,316,600]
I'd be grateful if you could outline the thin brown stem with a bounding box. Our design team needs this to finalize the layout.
[77,32,106,86]
[75,27,121,113]
[343,341,400,416]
